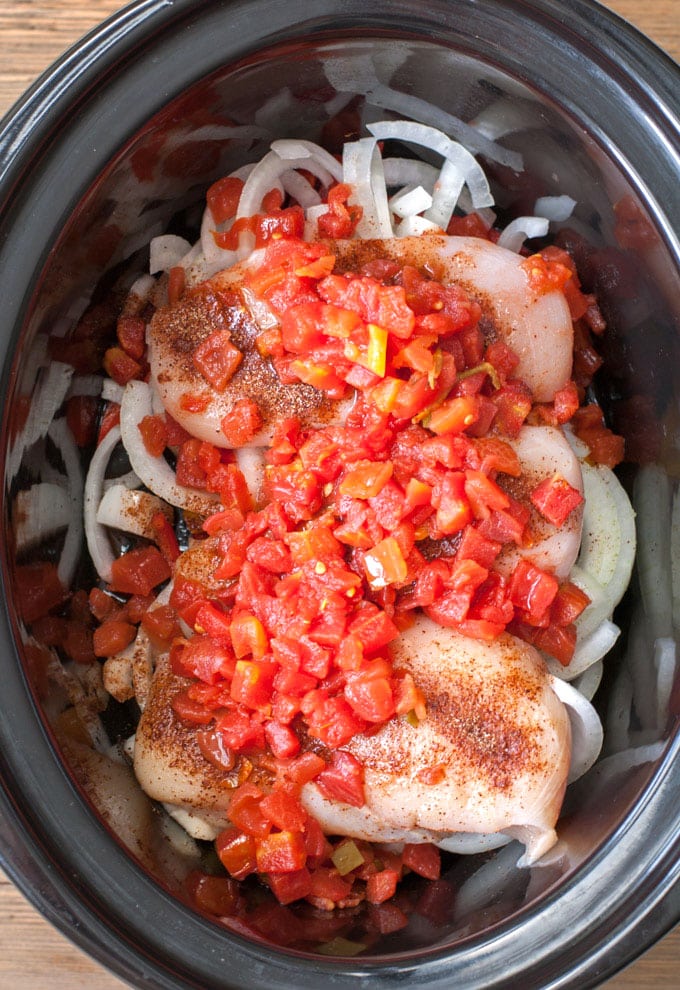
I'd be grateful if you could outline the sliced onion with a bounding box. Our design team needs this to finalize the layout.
[47,417,83,588]
[149,234,193,275]
[672,486,680,635]
[425,158,465,229]
[270,139,343,181]
[534,195,576,222]
[549,676,604,782]
[388,184,433,218]
[382,157,439,191]
[626,602,657,732]
[15,483,70,552]
[8,361,74,480]
[101,378,125,403]
[84,425,123,583]
[366,84,524,171]
[548,620,621,682]
[654,637,676,732]
[342,137,393,239]
[497,216,549,252]
[120,381,217,515]
[67,374,103,398]
[281,169,322,209]
[572,659,603,701]
[576,462,637,625]
[96,485,171,540]
[437,832,511,855]
[395,215,441,237]
[634,463,674,639]
[367,120,494,210]
[605,664,633,754]
[569,565,611,641]
[125,274,156,310]
[235,447,266,504]
[200,206,238,269]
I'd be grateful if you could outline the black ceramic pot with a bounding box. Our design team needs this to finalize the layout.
[0,2,679,988]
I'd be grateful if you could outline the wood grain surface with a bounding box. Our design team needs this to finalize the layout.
[0,1,678,987]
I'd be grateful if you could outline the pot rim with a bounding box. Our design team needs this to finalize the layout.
[0,2,679,988]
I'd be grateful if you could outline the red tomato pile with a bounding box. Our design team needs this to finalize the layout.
[18,200,626,928]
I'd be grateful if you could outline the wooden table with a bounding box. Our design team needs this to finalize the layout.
[0,1,678,986]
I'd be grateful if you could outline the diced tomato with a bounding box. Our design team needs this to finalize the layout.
[92,619,136,657]
[138,414,168,457]
[264,721,301,759]
[230,658,276,710]
[530,474,584,527]
[366,868,400,905]
[427,396,480,435]
[314,750,365,807]
[279,751,326,787]
[230,612,269,660]
[221,398,263,446]
[172,634,234,684]
[571,403,625,468]
[116,314,146,360]
[216,828,258,880]
[193,330,242,391]
[103,346,142,385]
[196,727,237,771]
[521,253,572,294]
[214,707,266,751]
[347,605,399,653]
[207,175,245,224]
[432,471,472,535]
[259,790,308,832]
[186,871,240,917]
[15,562,66,623]
[402,842,441,880]
[317,183,363,239]
[171,688,216,725]
[256,831,307,873]
[344,662,395,722]
[66,395,99,447]
[550,581,590,625]
[508,559,559,623]
[109,546,172,596]
[266,867,313,905]
[523,621,578,666]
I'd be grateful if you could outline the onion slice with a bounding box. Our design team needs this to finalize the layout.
[120,381,217,516]
[497,216,549,252]
[84,425,123,583]
[549,676,604,782]
[47,417,84,588]
[367,120,494,210]
[15,482,70,552]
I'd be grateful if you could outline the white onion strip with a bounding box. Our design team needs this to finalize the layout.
[120,381,217,516]
[15,482,70,552]
[366,84,524,171]
[149,235,193,275]
[534,195,576,222]
[47,417,83,589]
[366,120,494,211]
[96,485,171,540]
[8,361,74,481]
[382,157,439,192]
[342,137,393,239]
[84,425,123,583]
[634,464,674,639]
[497,216,549,252]
[549,675,604,782]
